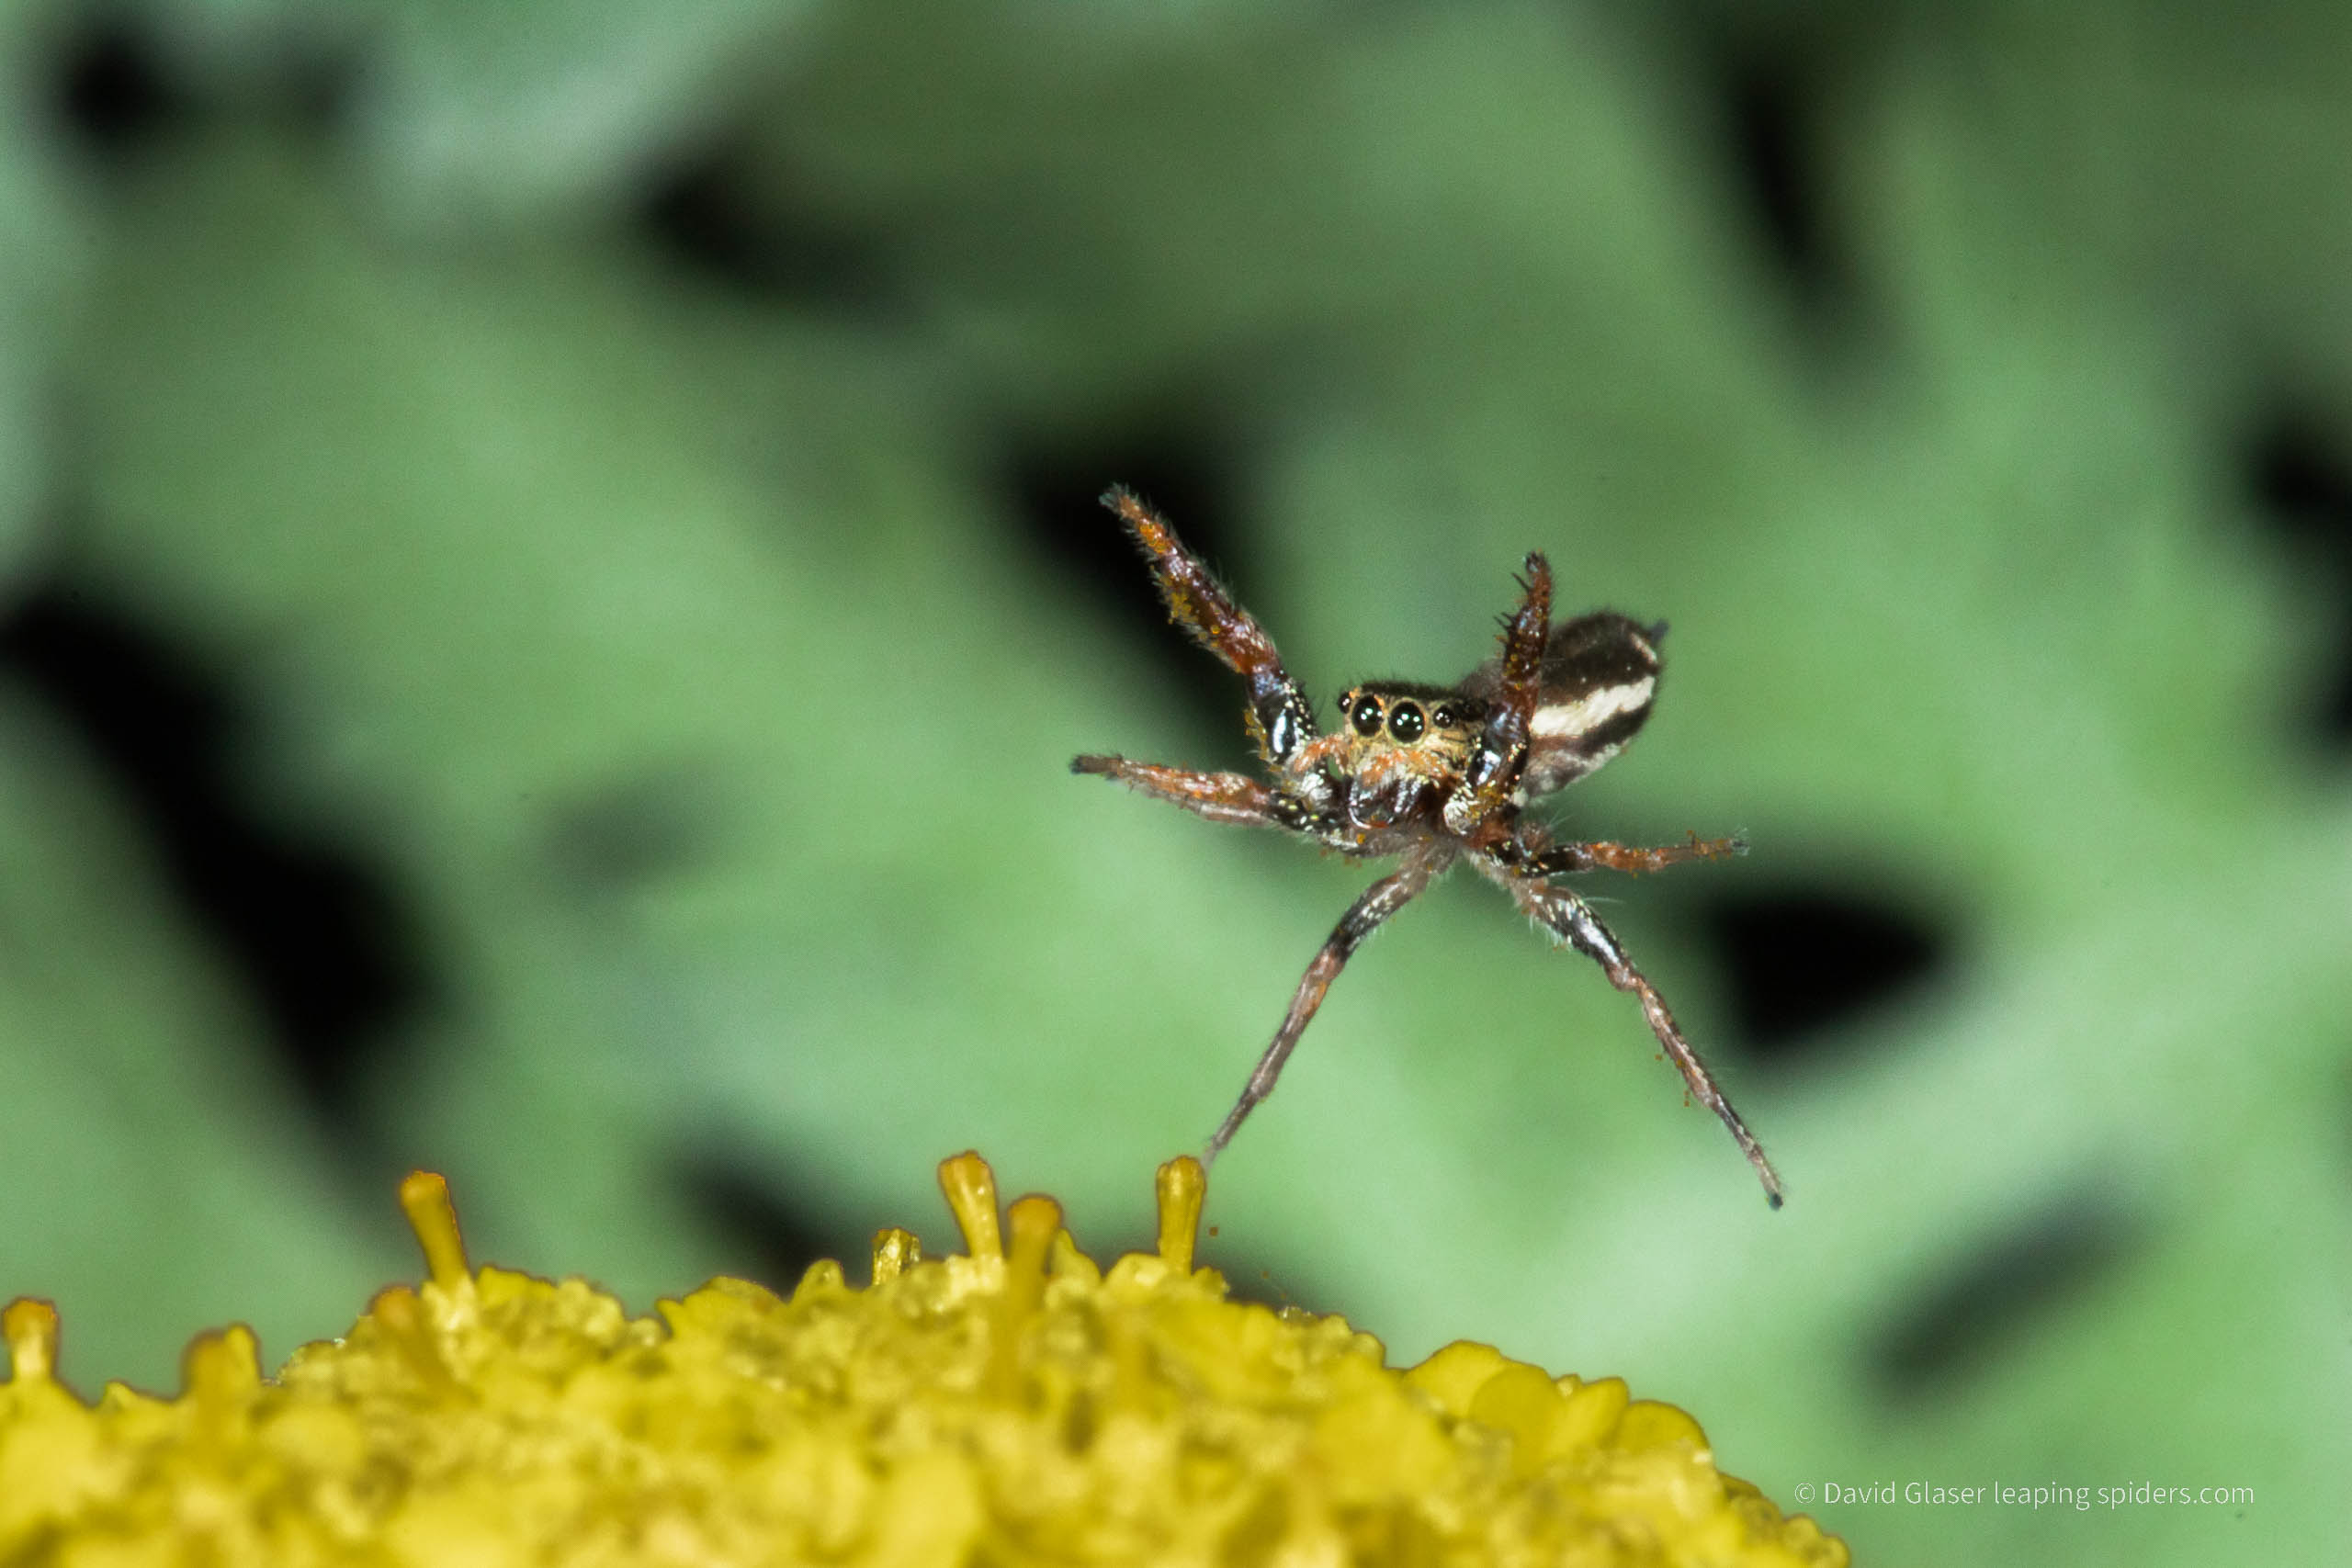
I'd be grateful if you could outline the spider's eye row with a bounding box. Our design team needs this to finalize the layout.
[1387,701,1426,743]
[1349,694,1385,737]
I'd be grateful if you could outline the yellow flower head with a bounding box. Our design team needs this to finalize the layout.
[1,1154,1846,1566]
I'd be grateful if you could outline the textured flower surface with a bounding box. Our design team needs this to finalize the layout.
[0,1155,1846,1567]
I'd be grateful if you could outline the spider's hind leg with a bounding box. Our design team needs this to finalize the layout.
[1503,871,1783,1207]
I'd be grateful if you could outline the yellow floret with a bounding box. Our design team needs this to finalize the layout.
[0,1155,1847,1567]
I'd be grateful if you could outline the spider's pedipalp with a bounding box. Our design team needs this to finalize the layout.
[1442,553,1552,835]
[1495,866,1783,1207]
[1101,488,1322,779]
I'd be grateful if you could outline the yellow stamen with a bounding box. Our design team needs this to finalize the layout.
[182,1324,260,1403]
[1004,1195,1060,1297]
[2,1298,59,1383]
[993,1193,1062,1393]
[368,1284,456,1389]
[1155,1154,1207,1274]
[399,1169,469,1289]
[870,1226,921,1284]
[937,1150,1001,1262]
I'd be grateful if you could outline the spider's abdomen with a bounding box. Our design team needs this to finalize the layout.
[1521,612,1661,795]
[1452,611,1661,800]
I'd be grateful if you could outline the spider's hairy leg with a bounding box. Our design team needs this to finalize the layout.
[1101,487,1322,784]
[1071,756,1283,827]
[1527,831,1749,876]
[1501,870,1784,1207]
[1443,553,1553,835]
[1072,755,1339,833]
[1203,846,1448,1165]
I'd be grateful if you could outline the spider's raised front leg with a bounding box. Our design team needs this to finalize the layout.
[1499,869,1783,1207]
[1070,755,1336,833]
[1443,553,1553,836]
[1204,843,1450,1165]
[1101,487,1324,790]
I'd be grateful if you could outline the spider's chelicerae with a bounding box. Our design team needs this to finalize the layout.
[1074,486,1782,1207]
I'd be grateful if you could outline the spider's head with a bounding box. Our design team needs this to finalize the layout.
[1331,683,1487,778]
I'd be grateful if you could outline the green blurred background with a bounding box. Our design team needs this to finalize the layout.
[2,0,2346,1562]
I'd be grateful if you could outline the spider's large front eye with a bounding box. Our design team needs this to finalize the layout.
[1387,701,1426,743]
[1350,694,1385,737]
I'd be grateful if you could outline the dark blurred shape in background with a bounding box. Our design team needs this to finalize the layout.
[54,14,189,156]
[2245,410,2352,741]
[0,582,435,1150]
[639,136,906,315]
[1702,882,1949,1063]
[1871,1186,2140,1400]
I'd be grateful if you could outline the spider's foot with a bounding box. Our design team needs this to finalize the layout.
[1689,831,1748,861]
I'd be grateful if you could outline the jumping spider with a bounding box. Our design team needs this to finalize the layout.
[1073,486,1781,1207]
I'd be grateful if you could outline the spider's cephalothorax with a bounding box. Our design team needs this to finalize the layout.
[1073,486,1782,1207]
